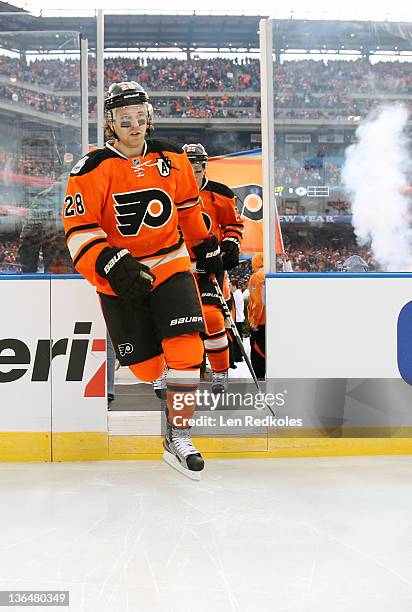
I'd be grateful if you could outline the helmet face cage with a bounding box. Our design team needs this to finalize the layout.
[104,81,153,135]
[183,143,208,166]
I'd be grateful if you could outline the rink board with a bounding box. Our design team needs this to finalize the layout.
[0,276,108,461]
[1,274,412,460]
[266,273,412,379]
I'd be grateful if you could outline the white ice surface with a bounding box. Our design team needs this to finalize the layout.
[0,456,411,611]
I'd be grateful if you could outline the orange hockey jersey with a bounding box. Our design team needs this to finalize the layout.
[63,139,209,294]
[186,177,244,258]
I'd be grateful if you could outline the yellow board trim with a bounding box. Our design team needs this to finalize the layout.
[109,435,268,457]
[0,433,50,462]
[272,427,412,438]
[108,434,412,460]
[1,432,412,462]
[52,432,108,461]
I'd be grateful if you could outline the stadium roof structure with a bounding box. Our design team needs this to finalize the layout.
[273,19,412,55]
[0,13,411,55]
[0,1,26,11]
[0,13,263,54]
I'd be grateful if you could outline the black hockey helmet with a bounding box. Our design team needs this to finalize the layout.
[183,143,208,164]
[104,81,149,112]
[104,81,154,135]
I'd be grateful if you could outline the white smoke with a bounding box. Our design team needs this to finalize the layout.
[342,104,412,271]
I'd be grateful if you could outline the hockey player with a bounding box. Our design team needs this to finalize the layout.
[248,252,266,380]
[63,82,223,479]
[183,143,244,393]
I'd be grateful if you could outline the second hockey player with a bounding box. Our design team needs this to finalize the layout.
[183,143,244,393]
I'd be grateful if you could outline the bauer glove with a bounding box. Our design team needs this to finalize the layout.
[220,237,240,270]
[192,234,224,276]
[96,247,155,299]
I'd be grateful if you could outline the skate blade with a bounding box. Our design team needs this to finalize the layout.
[162,451,201,481]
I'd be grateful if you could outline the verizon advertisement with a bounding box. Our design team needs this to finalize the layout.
[0,277,107,434]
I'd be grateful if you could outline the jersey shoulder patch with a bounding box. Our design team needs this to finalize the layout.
[69,148,119,177]
[146,138,183,155]
[205,180,235,200]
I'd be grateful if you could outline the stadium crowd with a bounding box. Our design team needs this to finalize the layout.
[0,150,59,178]
[0,82,79,119]
[1,56,260,92]
[153,95,259,119]
[275,159,343,186]
[279,242,376,272]
[229,238,376,278]
[2,55,411,95]
[1,141,346,187]
[5,86,412,122]
[2,154,345,188]
[0,240,21,273]
[1,56,80,91]
[1,55,411,121]
[0,232,375,276]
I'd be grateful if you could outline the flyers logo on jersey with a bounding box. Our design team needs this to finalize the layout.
[118,343,134,357]
[113,188,173,237]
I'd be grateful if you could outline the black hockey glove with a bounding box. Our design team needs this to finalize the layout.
[220,237,240,270]
[192,234,223,276]
[96,247,155,299]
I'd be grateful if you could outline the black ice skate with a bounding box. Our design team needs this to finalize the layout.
[163,424,204,481]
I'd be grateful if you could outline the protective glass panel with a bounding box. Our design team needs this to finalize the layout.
[270,19,412,273]
[0,23,81,274]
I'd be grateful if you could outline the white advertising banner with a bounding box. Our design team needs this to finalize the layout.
[0,279,51,431]
[51,278,107,433]
[266,275,412,379]
[264,274,412,432]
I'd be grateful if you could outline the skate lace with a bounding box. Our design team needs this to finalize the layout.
[171,428,198,458]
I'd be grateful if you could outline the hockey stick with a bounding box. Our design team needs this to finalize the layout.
[210,274,275,417]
